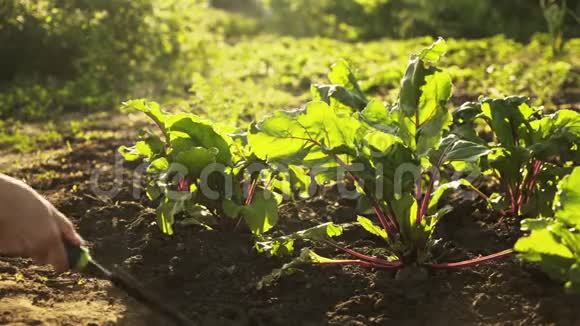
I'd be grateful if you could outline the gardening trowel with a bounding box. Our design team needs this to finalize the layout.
[64,241,195,326]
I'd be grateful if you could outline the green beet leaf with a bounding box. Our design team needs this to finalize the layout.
[156,198,183,235]
[165,114,232,165]
[122,99,167,132]
[174,147,218,179]
[390,193,417,244]
[399,56,428,118]
[147,157,169,173]
[362,130,402,153]
[428,134,490,167]
[480,96,532,147]
[328,60,365,97]
[515,167,580,293]
[255,222,343,256]
[289,165,312,198]
[359,100,398,134]
[311,60,368,112]
[249,101,362,164]
[414,71,453,155]
[553,167,580,229]
[515,228,574,274]
[365,142,416,203]
[248,110,313,164]
[398,45,452,156]
[428,179,489,216]
[222,198,242,218]
[521,164,572,218]
[532,109,580,140]
[357,216,387,240]
[529,109,580,162]
[487,146,530,191]
[418,37,447,62]
[118,133,164,161]
[311,84,367,112]
[241,189,279,235]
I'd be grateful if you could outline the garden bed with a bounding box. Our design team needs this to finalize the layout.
[1,116,579,325]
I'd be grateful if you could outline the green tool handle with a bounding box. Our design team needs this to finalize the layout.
[64,240,92,271]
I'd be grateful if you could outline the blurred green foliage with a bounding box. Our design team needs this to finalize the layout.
[0,0,578,127]
[256,0,580,41]
[0,0,256,120]
[179,35,579,125]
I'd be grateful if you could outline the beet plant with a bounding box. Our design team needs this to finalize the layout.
[119,100,279,235]
[250,39,514,282]
[515,166,580,292]
[453,96,580,218]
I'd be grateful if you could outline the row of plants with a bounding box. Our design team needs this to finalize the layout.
[120,39,580,292]
[181,34,579,126]
[3,34,577,155]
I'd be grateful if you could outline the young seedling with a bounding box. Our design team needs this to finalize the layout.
[119,100,279,236]
[250,39,515,284]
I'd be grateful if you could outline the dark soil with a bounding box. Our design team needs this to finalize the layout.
[1,114,580,326]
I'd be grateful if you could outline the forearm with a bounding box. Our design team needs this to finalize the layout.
[0,174,30,225]
[0,173,17,188]
[0,173,83,271]
[0,173,29,194]
[0,173,47,217]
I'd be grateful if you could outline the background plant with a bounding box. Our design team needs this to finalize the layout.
[540,0,580,55]
[515,166,580,293]
[452,97,580,218]
[253,0,580,41]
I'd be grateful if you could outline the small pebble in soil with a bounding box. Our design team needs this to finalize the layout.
[169,256,181,266]
[224,265,236,274]
[122,255,143,268]
[373,297,386,310]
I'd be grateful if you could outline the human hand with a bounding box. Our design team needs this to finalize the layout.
[0,174,84,272]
